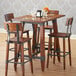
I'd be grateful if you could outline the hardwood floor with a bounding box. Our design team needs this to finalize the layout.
[0,33,76,76]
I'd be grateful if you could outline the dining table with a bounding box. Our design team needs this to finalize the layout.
[13,14,65,71]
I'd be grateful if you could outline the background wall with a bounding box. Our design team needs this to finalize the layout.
[0,0,76,34]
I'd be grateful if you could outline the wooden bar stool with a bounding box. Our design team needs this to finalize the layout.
[47,17,73,70]
[37,10,59,49]
[4,13,29,51]
[4,22,33,76]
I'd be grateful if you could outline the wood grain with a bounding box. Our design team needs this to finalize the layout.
[0,33,76,76]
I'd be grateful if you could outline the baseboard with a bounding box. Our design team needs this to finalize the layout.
[0,28,7,33]
[70,35,76,39]
[0,28,76,39]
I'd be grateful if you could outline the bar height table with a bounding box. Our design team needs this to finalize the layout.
[13,14,65,71]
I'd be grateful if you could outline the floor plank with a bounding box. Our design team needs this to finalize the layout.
[0,33,76,76]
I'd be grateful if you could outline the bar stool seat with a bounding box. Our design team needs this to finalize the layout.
[8,37,31,43]
[49,33,71,37]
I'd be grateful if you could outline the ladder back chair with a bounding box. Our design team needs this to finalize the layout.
[4,22,33,76]
[47,17,73,70]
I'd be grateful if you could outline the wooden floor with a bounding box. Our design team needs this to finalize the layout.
[0,33,76,76]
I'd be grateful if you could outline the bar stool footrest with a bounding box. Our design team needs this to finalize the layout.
[32,56,45,61]
[9,48,15,51]
[9,48,29,52]
[48,51,70,57]
[6,56,32,64]
[24,48,29,51]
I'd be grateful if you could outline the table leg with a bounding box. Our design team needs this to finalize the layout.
[32,24,37,53]
[40,25,45,71]
[32,24,45,71]
[52,19,60,62]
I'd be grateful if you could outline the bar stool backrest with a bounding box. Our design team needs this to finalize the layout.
[4,13,14,22]
[65,17,73,34]
[4,22,22,43]
[46,10,59,25]
[48,10,59,14]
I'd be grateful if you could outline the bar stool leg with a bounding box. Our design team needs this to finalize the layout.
[37,27,40,45]
[28,40,33,73]
[63,38,65,70]
[68,37,72,66]
[50,37,52,58]
[5,43,9,76]
[50,29,53,58]
[21,44,25,76]
[53,37,56,64]
[47,37,51,68]
[40,25,45,72]
[14,43,17,71]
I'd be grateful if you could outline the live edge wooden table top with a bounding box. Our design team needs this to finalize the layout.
[13,14,65,71]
